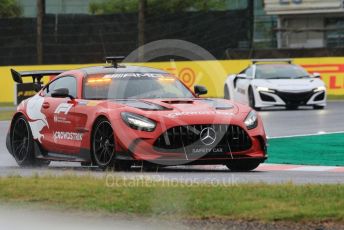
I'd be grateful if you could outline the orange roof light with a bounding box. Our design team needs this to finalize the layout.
[87,78,111,84]
[158,77,175,82]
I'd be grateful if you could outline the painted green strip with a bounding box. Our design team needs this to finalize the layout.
[267,133,344,166]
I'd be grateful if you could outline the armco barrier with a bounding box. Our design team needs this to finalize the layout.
[1,57,344,104]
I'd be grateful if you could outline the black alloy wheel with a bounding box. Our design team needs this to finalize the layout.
[11,116,50,167]
[12,116,32,165]
[92,119,116,169]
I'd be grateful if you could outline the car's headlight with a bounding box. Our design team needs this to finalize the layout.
[256,86,275,93]
[244,110,258,130]
[121,112,156,132]
[314,86,326,92]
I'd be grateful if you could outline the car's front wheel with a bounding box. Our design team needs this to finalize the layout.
[226,160,261,172]
[11,115,50,167]
[92,118,132,171]
[313,105,325,110]
[92,118,116,170]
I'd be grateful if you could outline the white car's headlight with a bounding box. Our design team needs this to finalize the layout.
[121,112,156,132]
[256,86,275,93]
[314,86,326,92]
[244,110,258,130]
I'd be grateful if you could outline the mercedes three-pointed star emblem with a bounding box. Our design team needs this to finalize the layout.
[200,127,216,146]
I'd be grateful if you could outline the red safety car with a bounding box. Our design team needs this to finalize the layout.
[6,57,267,171]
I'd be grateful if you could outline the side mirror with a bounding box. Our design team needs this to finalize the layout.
[194,85,208,96]
[51,88,74,99]
[312,72,321,78]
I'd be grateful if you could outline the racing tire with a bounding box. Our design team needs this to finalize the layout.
[92,118,132,171]
[92,118,116,170]
[313,105,325,110]
[224,85,230,100]
[11,115,50,167]
[226,160,261,172]
[248,88,260,111]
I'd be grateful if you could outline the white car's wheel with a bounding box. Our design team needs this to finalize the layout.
[313,105,325,110]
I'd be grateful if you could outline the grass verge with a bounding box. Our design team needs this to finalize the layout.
[328,95,344,100]
[0,175,343,222]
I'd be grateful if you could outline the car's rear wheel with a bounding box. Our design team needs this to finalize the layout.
[226,160,261,172]
[11,115,50,167]
[224,85,230,100]
[92,118,131,171]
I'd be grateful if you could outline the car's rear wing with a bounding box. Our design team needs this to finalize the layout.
[252,59,293,64]
[10,69,64,105]
[10,69,64,84]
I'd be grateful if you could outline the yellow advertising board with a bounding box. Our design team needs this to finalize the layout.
[1,57,344,103]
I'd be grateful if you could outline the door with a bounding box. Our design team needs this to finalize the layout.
[39,76,80,154]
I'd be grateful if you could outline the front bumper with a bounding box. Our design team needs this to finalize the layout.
[114,122,267,165]
[254,89,326,108]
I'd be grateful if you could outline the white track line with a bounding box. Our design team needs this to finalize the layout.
[287,166,338,172]
[268,130,344,139]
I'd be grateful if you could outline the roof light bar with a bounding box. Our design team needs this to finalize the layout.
[105,56,125,68]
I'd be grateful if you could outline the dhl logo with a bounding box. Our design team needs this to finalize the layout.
[302,64,344,92]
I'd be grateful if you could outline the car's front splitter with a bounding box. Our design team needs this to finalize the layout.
[117,135,267,165]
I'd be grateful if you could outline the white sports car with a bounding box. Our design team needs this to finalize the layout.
[224,59,327,110]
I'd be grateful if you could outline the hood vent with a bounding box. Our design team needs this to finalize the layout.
[113,100,171,111]
[162,100,194,104]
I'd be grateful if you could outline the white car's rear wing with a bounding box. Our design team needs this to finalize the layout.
[252,59,292,64]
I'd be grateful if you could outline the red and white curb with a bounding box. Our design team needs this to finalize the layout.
[175,164,344,172]
[257,164,344,172]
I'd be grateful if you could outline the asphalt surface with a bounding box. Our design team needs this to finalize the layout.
[259,101,344,137]
[0,101,343,184]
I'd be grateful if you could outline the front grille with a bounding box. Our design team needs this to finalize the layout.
[154,124,252,153]
[276,90,314,105]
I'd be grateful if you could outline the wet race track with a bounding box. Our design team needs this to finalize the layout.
[0,101,343,184]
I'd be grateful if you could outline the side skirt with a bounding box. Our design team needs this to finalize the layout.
[33,142,92,162]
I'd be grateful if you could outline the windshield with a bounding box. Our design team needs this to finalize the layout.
[255,64,310,79]
[84,73,194,99]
